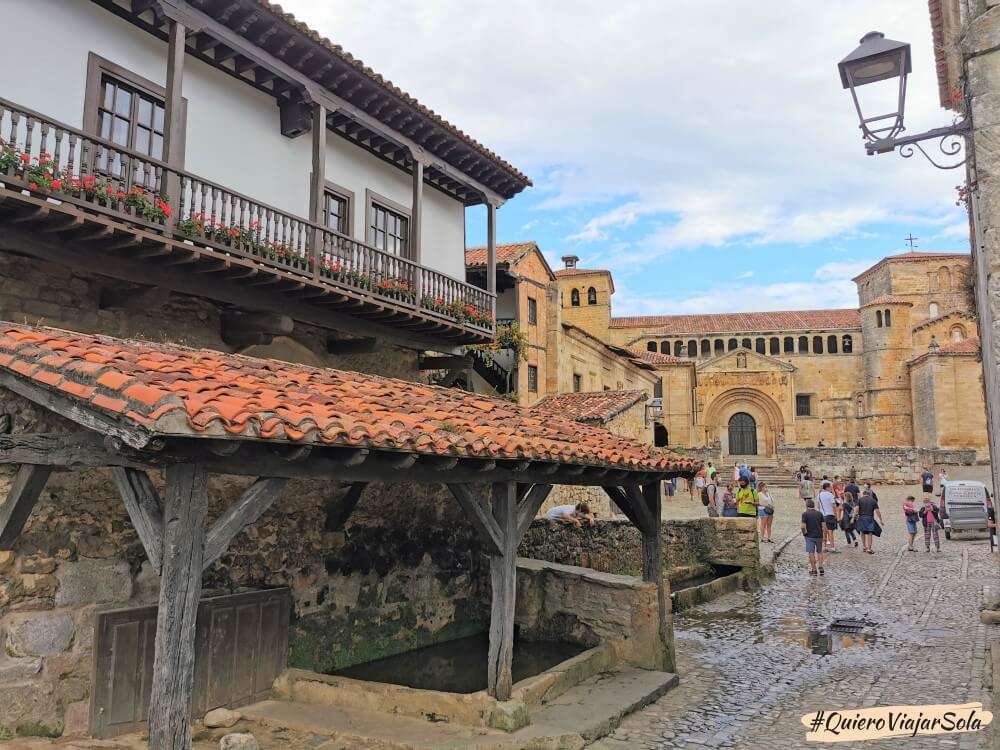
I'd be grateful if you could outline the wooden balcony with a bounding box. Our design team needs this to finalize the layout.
[0,98,496,349]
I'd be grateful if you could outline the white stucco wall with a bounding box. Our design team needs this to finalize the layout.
[0,0,467,279]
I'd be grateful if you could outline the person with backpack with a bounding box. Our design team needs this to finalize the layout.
[735,476,759,518]
[702,475,718,518]
[841,490,859,547]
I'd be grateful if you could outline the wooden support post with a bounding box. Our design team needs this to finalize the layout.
[111,467,164,573]
[486,202,497,295]
[488,481,517,700]
[410,155,424,299]
[310,102,327,278]
[641,482,671,672]
[202,476,287,570]
[0,464,52,550]
[148,463,208,750]
[516,483,553,538]
[163,19,186,230]
[324,482,367,531]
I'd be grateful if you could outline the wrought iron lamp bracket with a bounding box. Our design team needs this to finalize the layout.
[865,118,972,170]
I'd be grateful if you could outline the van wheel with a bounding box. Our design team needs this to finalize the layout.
[945,529,952,540]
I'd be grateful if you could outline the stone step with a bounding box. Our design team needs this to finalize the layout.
[523,668,679,743]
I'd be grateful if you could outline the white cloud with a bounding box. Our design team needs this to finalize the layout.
[934,222,970,240]
[277,0,966,267]
[736,271,754,280]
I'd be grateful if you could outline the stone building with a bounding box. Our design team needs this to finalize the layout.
[552,251,988,462]
[0,2,696,746]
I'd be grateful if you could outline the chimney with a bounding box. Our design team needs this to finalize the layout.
[562,254,579,269]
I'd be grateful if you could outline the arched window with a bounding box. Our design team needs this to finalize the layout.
[813,335,824,354]
[647,341,657,352]
[951,325,967,342]
[856,394,865,418]
[929,302,939,318]
[798,336,809,353]
[674,341,684,357]
[653,423,669,447]
[741,337,752,350]
[700,339,711,357]
[587,287,597,305]
[714,339,725,355]
[755,337,765,354]
[660,341,670,354]
[827,335,838,354]
[728,338,738,351]
[687,340,697,357]
[884,309,892,327]
[783,336,794,353]
[571,288,580,307]
[939,266,952,290]
[842,334,853,353]
[876,310,883,327]
[769,337,780,355]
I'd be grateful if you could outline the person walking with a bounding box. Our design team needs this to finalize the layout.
[706,461,717,483]
[694,468,706,505]
[856,489,884,554]
[722,483,738,517]
[817,481,839,553]
[757,481,774,542]
[841,491,859,548]
[802,499,826,576]
[845,476,860,503]
[736,476,759,518]
[919,495,943,553]
[750,466,759,490]
[903,496,920,551]
[799,471,815,506]
[920,468,935,497]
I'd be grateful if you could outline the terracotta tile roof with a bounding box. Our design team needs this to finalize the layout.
[254,2,530,195]
[610,309,861,333]
[627,348,687,365]
[0,323,694,474]
[861,295,913,307]
[908,336,981,365]
[852,251,969,281]
[532,391,647,425]
[465,242,538,267]
[912,309,977,332]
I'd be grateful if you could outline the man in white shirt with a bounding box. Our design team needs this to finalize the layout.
[546,503,596,527]
[817,482,839,553]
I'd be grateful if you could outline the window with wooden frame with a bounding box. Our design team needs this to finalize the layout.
[366,190,410,258]
[322,183,354,236]
[527,297,538,326]
[796,394,812,417]
[84,54,186,180]
[573,373,582,392]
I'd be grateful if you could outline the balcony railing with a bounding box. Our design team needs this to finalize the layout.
[0,97,495,339]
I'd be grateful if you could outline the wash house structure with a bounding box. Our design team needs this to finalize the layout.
[0,325,691,747]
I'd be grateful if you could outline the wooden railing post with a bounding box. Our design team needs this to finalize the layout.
[410,151,424,301]
[486,201,497,296]
[162,19,186,231]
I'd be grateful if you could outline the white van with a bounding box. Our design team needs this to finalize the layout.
[940,480,991,539]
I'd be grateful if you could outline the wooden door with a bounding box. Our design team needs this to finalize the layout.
[728,412,757,455]
[91,588,290,739]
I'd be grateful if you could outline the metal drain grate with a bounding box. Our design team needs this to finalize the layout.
[829,618,868,634]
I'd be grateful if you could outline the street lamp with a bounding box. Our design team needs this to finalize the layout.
[838,31,970,168]
[838,31,911,144]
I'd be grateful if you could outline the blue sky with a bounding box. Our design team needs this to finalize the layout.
[281,0,970,317]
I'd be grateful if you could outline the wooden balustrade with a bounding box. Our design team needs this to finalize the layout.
[0,97,495,335]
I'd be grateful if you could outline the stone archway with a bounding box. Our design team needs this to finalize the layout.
[704,388,786,458]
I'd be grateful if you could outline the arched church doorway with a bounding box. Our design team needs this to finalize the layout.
[654,423,669,447]
[728,412,757,455]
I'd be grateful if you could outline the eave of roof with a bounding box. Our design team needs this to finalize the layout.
[532,390,647,425]
[0,323,694,476]
[907,337,981,365]
[465,241,557,281]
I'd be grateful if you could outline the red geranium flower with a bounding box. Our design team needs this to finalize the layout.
[50,179,62,190]
[27,182,38,190]
[20,153,30,163]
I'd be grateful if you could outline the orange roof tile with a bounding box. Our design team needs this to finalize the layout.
[0,323,695,475]
[610,309,861,333]
[533,391,647,425]
[908,336,980,365]
[861,295,913,307]
[465,242,539,267]
[626,348,688,365]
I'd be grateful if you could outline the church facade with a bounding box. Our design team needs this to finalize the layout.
[555,251,989,458]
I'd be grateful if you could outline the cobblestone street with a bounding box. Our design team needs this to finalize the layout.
[592,484,998,749]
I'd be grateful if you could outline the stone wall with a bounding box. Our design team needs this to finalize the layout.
[774,446,982,483]
[519,517,759,578]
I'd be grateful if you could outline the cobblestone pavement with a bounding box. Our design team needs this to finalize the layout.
[592,484,999,749]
